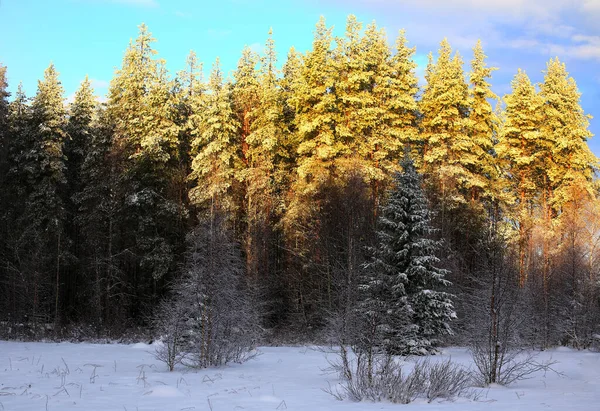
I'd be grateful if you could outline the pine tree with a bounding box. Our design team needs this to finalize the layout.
[370,28,419,209]
[496,69,544,286]
[278,46,302,187]
[0,64,9,177]
[420,39,474,202]
[172,50,204,227]
[361,156,455,355]
[292,16,340,200]
[106,24,183,322]
[0,64,12,320]
[468,40,500,203]
[74,106,125,329]
[539,58,597,212]
[0,64,10,220]
[232,46,260,168]
[334,18,400,200]
[244,29,286,280]
[62,77,98,320]
[382,29,419,163]
[189,59,241,213]
[22,63,68,325]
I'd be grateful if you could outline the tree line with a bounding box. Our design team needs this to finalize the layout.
[0,15,598,348]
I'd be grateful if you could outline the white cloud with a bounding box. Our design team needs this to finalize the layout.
[364,0,596,21]
[583,0,600,13]
[556,35,600,60]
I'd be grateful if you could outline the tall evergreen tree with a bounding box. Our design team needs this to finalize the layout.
[245,30,286,280]
[74,105,126,330]
[292,16,339,201]
[0,64,12,322]
[20,63,68,325]
[64,76,97,319]
[362,156,455,355]
[107,23,183,319]
[468,40,500,203]
[420,39,473,202]
[539,58,597,212]
[382,29,419,165]
[496,70,544,286]
[189,59,241,213]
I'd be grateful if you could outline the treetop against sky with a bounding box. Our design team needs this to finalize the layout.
[0,0,598,155]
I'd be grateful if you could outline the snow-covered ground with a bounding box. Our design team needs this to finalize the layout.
[0,341,598,411]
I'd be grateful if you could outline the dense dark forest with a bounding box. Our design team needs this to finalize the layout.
[0,15,598,350]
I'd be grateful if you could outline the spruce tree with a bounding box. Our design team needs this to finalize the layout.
[245,30,285,280]
[74,106,125,329]
[23,63,68,325]
[292,16,339,200]
[468,40,500,203]
[189,59,241,213]
[496,70,544,285]
[64,76,97,319]
[0,64,11,320]
[362,156,455,355]
[419,39,473,202]
[232,46,261,168]
[539,58,597,212]
[382,29,419,164]
[107,24,183,320]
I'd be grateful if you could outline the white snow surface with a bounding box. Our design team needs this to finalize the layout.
[0,341,599,410]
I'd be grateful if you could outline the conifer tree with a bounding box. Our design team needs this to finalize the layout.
[22,63,68,324]
[189,59,241,213]
[468,40,500,203]
[496,69,544,286]
[362,157,455,355]
[172,50,204,224]
[74,106,125,328]
[370,28,419,208]
[63,76,98,320]
[539,58,597,212]
[0,64,11,318]
[383,30,419,162]
[233,46,261,168]
[107,24,183,319]
[334,18,397,196]
[0,65,10,217]
[420,39,473,202]
[292,16,339,200]
[278,46,302,181]
[0,64,9,177]
[245,30,285,280]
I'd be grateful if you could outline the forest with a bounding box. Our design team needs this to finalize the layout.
[0,14,598,356]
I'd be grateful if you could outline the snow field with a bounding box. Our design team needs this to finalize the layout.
[0,341,599,410]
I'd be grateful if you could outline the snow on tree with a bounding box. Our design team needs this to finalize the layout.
[361,155,455,355]
[154,211,260,369]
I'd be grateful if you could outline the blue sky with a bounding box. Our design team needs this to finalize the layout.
[1,0,598,155]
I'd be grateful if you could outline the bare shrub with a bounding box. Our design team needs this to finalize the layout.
[152,299,189,371]
[152,213,260,370]
[471,347,558,386]
[325,349,475,404]
[423,358,474,401]
[465,224,561,386]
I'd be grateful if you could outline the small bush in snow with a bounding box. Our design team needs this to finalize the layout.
[326,350,475,404]
[153,213,260,370]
